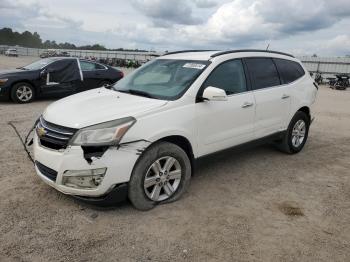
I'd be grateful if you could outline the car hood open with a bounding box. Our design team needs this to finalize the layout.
[43,88,168,128]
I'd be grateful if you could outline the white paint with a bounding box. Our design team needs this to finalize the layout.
[34,50,317,197]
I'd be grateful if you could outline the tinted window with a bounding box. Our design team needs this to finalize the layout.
[80,61,97,70]
[274,58,305,84]
[203,59,247,95]
[95,63,106,70]
[245,58,280,90]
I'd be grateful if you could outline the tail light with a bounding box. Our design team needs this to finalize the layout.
[119,71,124,78]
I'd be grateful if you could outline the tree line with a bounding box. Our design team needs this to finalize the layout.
[0,27,148,52]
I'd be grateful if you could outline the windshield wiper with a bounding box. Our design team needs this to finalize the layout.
[118,89,156,99]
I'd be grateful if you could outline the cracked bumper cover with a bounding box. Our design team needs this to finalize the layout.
[33,133,144,199]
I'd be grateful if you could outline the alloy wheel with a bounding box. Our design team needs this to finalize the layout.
[291,119,306,147]
[144,156,182,202]
[16,85,33,102]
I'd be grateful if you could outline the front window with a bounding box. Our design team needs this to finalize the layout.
[22,58,54,70]
[113,59,210,100]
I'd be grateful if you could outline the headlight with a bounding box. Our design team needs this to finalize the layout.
[70,117,136,146]
[0,79,8,85]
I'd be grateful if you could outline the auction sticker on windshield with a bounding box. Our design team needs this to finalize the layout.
[183,63,206,70]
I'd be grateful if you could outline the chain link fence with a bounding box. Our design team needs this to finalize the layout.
[0,45,159,62]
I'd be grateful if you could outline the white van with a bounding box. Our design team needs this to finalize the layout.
[33,50,318,210]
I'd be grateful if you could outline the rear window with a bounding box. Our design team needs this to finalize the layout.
[95,63,106,70]
[274,58,305,84]
[245,58,280,90]
[80,61,101,70]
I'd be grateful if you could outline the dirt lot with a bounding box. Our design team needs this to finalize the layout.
[0,55,349,262]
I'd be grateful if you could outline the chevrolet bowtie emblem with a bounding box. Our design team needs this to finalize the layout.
[37,127,46,137]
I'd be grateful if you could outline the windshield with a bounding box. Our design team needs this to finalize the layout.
[22,58,54,70]
[113,59,210,100]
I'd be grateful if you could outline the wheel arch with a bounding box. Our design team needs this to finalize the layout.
[297,106,311,122]
[154,135,195,175]
[11,80,36,92]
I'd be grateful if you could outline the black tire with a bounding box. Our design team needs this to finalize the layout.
[128,141,191,211]
[99,80,112,87]
[10,82,35,103]
[275,111,310,154]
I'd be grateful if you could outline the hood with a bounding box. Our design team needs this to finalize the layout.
[0,69,36,77]
[43,88,168,128]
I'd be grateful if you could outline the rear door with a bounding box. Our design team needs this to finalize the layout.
[244,57,291,139]
[195,59,255,156]
[80,60,107,90]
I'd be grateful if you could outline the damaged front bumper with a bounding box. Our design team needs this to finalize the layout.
[33,133,146,202]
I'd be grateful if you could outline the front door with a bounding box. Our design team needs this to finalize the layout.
[40,60,80,96]
[195,59,255,156]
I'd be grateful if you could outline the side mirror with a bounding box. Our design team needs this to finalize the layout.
[202,86,228,101]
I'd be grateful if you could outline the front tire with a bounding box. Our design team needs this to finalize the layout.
[128,142,191,211]
[11,82,35,103]
[276,111,310,154]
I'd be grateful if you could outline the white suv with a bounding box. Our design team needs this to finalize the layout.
[33,50,318,210]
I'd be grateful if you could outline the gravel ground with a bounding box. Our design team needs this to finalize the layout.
[0,55,349,262]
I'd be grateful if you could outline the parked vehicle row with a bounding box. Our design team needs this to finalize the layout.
[40,50,70,58]
[31,50,318,210]
[313,72,349,90]
[0,57,124,103]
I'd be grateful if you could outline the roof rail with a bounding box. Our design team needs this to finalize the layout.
[162,50,217,56]
[210,49,295,58]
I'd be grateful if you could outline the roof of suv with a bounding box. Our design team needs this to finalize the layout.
[161,49,295,61]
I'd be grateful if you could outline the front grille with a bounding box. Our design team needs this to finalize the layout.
[37,117,78,150]
[35,161,58,181]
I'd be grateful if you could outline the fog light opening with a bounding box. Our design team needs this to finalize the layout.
[63,168,107,189]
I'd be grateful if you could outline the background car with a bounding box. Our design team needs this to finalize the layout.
[5,48,18,57]
[0,57,124,103]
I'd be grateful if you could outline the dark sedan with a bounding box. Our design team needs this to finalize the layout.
[0,57,124,103]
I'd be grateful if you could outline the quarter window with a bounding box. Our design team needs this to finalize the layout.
[202,59,247,95]
[245,58,280,90]
[95,63,106,70]
[274,58,305,84]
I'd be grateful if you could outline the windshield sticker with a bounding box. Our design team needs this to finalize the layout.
[183,63,206,70]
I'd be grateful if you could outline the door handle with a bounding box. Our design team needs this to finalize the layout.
[281,94,290,99]
[242,102,254,108]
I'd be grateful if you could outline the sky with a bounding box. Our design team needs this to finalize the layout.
[1,0,350,56]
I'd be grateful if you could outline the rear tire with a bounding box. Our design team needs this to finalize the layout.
[275,111,310,154]
[11,82,35,103]
[128,142,191,211]
[99,80,112,87]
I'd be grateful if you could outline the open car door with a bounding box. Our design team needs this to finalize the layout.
[40,58,83,96]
